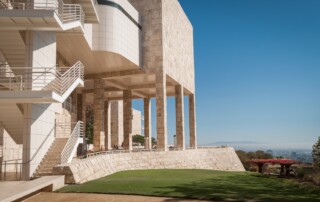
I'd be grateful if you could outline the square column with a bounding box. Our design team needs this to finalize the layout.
[93,79,105,151]
[110,101,124,148]
[175,85,185,150]
[156,71,167,150]
[144,98,152,149]
[104,101,111,150]
[81,93,87,136]
[189,94,197,149]
[77,93,83,121]
[123,90,132,150]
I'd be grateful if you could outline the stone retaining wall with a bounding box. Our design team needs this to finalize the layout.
[53,147,245,184]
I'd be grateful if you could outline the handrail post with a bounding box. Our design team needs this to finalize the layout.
[20,162,22,180]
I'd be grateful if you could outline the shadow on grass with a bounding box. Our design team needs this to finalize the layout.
[155,174,320,202]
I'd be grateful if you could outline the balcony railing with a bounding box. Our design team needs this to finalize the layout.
[60,121,84,164]
[0,0,85,26]
[0,61,84,96]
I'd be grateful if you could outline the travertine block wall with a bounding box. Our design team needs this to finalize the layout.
[55,109,72,138]
[128,0,163,71]
[53,147,245,184]
[162,0,195,93]
[132,109,142,135]
[128,0,195,93]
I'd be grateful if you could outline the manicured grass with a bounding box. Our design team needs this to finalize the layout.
[58,169,320,202]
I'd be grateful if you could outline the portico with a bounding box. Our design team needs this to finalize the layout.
[75,68,197,151]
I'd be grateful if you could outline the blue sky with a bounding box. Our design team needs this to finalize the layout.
[135,0,320,150]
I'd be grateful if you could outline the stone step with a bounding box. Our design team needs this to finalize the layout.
[34,138,68,177]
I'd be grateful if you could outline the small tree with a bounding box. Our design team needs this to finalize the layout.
[132,135,144,146]
[85,104,94,144]
[152,137,157,147]
[312,137,320,171]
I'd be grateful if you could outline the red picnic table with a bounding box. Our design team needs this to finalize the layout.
[249,159,300,176]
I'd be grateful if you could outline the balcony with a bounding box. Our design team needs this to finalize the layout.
[0,0,85,32]
[0,61,84,103]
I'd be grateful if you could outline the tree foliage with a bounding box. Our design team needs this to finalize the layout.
[133,134,144,145]
[312,137,320,171]
[132,134,157,147]
[236,150,273,171]
[85,104,94,144]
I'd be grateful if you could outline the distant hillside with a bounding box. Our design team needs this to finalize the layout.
[204,141,312,151]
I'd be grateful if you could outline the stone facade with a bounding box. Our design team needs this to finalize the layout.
[55,109,72,139]
[162,0,195,93]
[53,147,245,184]
[128,0,195,93]
[132,109,142,136]
[128,0,163,72]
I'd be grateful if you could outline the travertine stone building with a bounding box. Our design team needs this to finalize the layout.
[0,0,198,180]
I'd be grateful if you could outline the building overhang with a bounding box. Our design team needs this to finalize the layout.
[0,91,68,103]
[0,10,84,33]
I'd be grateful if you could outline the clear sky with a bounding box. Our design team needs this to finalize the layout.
[135,0,320,150]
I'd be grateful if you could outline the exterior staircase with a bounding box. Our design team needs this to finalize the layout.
[0,61,84,103]
[33,121,83,177]
[34,138,68,177]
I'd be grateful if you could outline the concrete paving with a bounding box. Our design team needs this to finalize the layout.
[24,193,211,202]
[0,176,64,202]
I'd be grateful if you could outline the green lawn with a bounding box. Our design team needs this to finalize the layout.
[58,169,320,202]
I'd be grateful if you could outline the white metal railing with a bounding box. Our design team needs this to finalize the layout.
[0,61,84,96]
[0,159,22,181]
[57,0,84,25]
[60,121,83,164]
[0,0,85,26]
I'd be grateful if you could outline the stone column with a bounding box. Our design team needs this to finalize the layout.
[175,85,185,150]
[81,93,86,136]
[77,93,83,121]
[143,98,152,149]
[189,94,197,149]
[93,79,105,151]
[123,90,132,150]
[104,101,111,150]
[70,92,77,122]
[76,93,86,155]
[110,101,124,148]
[156,71,167,150]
